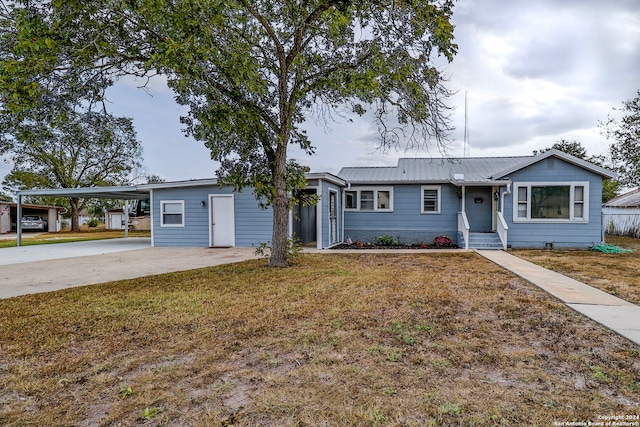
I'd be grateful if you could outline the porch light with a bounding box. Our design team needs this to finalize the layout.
[200,200,206,207]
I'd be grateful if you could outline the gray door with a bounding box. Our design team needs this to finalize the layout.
[465,187,493,232]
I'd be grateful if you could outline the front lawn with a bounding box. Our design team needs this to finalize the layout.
[514,236,640,306]
[0,229,150,249]
[0,253,638,426]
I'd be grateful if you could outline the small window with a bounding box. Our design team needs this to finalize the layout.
[574,186,584,219]
[421,186,441,214]
[161,200,184,226]
[360,191,374,210]
[517,187,528,218]
[345,191,357,209]
[377,191,390,210]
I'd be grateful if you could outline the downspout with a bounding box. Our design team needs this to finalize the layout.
[149,189,155,247]
[500,183,512,213]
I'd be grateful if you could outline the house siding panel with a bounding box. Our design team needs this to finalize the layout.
[152,186,273,247]
[504,158,604,249]
[344,184,459,244]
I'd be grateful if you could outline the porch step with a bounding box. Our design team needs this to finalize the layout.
[464,232,503,249]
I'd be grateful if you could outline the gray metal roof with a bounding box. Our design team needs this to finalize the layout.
[338,150,617,184]
[17,186,150,200]
[604,188,640,207]
[338,156,530,184]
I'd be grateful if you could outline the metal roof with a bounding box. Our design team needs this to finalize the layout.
[338,150,617,184]
[338,156,530,184]
[17,186,150,200]
[604,188,640,207]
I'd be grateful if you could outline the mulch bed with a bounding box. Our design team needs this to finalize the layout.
[330,243,459,250]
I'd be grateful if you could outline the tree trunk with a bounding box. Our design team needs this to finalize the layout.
[269,144,289,267]
[69,197,80,232]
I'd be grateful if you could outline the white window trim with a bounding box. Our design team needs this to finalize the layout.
[421,185,441,214]
[344,187,394,212]
[512,182,589,223]
[160,200,185,227]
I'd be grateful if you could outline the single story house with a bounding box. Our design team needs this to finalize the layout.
[602,188,640,238]
[16,149,616,249]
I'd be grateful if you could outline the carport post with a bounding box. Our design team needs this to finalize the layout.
[16,194,22,247]
[124,200,129,238]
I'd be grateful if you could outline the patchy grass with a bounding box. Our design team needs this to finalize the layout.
[0,253,638,426]
[514,236,640,306]
[0,230,150,248]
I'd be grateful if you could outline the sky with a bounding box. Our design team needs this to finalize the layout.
[3,0,639,183]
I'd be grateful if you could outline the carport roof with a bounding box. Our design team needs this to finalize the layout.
[17,185,150,200]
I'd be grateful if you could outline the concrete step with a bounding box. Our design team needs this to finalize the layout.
[465,232,503,249]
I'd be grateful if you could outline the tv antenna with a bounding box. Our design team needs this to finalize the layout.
[464,91,470,158]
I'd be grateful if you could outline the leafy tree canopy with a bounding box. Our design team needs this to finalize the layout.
[0,0,458,265]
[540,139,620,202]
[602,90,640,189]
[0,86,144,229]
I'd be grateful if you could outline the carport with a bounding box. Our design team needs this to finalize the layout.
[16,186,151,246]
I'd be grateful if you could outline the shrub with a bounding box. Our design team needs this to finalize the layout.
[433,235,452,247]
[376,234,400,246]
[87,218,100,228]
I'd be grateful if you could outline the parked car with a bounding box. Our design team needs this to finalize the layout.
[21,215,48,231]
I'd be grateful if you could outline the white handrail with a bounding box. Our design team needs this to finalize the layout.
[458,211,470,250]
[497,211,509,250]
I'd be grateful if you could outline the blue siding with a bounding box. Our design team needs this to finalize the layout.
[152,185,273,247]
[344,184,459,244]
[504,157,604,249]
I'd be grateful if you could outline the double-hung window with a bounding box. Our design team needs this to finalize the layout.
[161,200,185,226]
[513,182,588,222]
[421,185,441,214]
[344,188,393,211]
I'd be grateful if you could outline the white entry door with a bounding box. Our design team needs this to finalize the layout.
[210,195,235,247]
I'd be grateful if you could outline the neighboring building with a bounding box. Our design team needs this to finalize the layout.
[603,188,640,238]
[106,209,126,230]
[0,202,66,233]
[16,149,616,249]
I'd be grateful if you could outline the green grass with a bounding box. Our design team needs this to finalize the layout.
[0,230,150,248]
[0,253,638,426]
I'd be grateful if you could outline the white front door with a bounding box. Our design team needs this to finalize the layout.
[210,195,235,247]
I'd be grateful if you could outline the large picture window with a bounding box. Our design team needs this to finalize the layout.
[161,200,185,226]
[344,187,393,212]
[513,182,588,222]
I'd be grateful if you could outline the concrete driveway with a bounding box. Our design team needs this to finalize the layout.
[0,238,259,299]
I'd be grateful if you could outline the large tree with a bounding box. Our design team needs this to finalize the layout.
[2,106,143,230]
[0,0,457,266]
[603,90,640,189]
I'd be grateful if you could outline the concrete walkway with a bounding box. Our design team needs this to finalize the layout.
[477,250,640,347]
